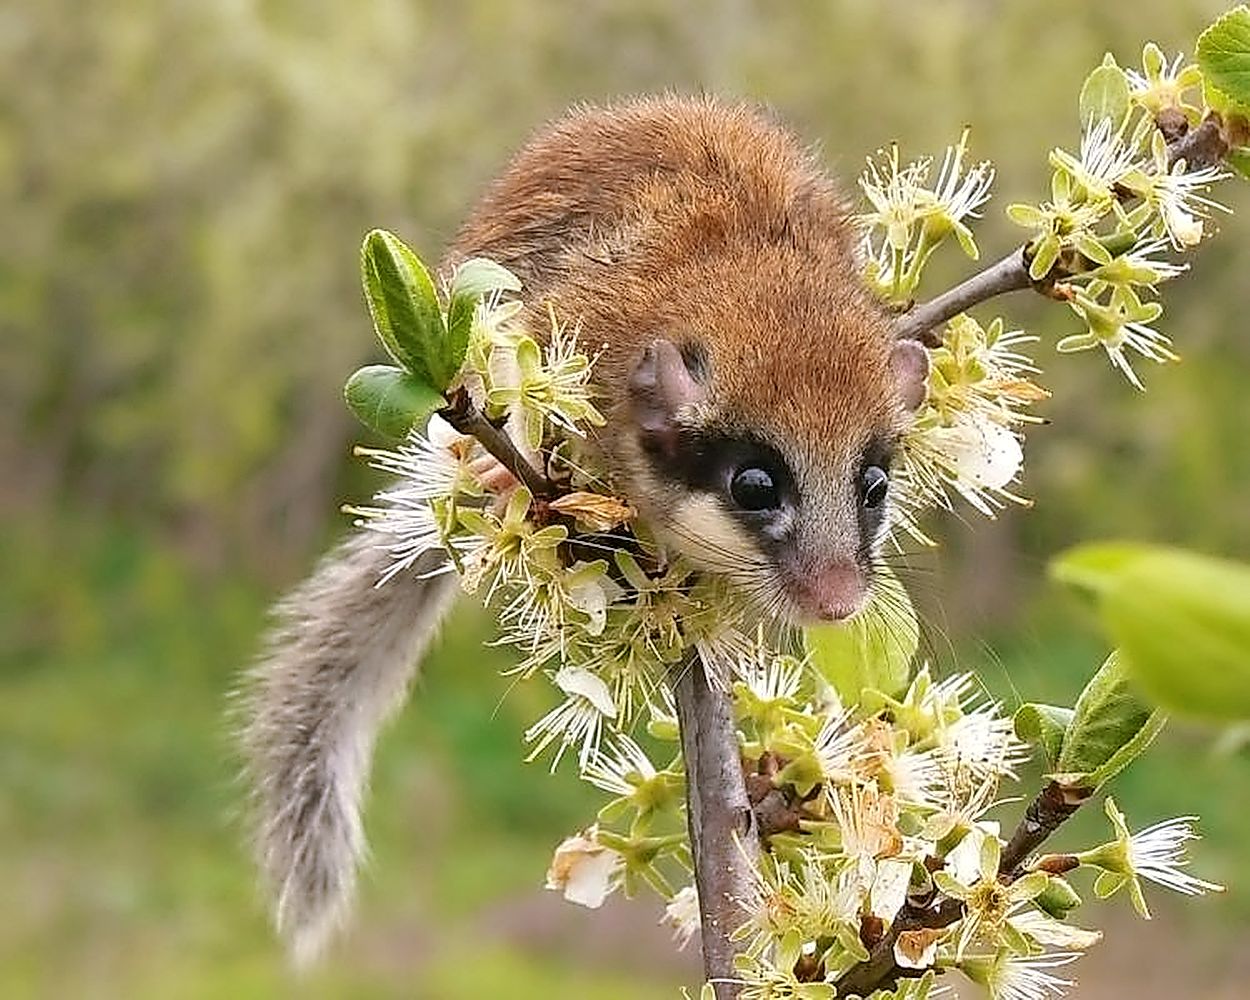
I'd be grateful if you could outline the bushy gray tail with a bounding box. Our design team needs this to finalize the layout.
[240,532,458,965]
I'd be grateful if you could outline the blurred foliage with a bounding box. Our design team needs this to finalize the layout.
[1053,543,1250,720]
[2,1,1248,998]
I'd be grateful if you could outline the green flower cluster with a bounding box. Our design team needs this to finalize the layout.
[1004,43,1237,390]
[858,129,994,304]
[858,28,1247,392]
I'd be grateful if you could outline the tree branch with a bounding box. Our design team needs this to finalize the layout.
[1165,111,1233,174]
[674,656,760,999]
[890,248,1032,345]
[998,780,1091,878]
[439,386,556,497]
[834,898,963,998]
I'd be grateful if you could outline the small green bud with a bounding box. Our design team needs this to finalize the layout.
[1035,875,1083,918]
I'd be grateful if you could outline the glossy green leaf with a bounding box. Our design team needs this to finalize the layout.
[1079,54,1131,128]
[1197,6,1250,109]
[1084,680,1166,788]
[343,364,443,439]
[1055,543,1250,720]
[1201,76,1250,117]
[445,257,522,376]
[1055,651,1164,788]
[1013,703,1074,768]
[360,229,451,388]
[804,568,917,702]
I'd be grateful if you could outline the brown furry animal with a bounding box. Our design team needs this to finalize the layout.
[241,95,926,963]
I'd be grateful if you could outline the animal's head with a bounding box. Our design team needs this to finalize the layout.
[621,256,926,624]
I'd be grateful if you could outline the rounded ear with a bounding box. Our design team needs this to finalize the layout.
[627,338,706,457]
[889,339,929,412]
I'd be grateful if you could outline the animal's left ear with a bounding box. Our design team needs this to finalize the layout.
[889,339,929,412]
[628,338,707,459]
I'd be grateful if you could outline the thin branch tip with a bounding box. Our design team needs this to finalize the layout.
[891,247,1032,345]
[833,780,1091,996]
[890,113,1243,347]
[439,386,556,497]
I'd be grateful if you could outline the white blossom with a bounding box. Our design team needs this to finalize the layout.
[962,950,1080,1000]
[938,701,1031,784]
[1050,117,1143,201]
[1152,161,1229,249]
[348,419,482,583]
[545,826,623,908]
[815,710,867,783]
[524,666,617,770]
[662,886,701,949]
[582,735,658,798]
[1127,816,1225,897]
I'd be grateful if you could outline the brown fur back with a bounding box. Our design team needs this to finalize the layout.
[451,94,900,505]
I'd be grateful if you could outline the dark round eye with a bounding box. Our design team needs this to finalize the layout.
[729,466,779,511]
[861,465,889,508]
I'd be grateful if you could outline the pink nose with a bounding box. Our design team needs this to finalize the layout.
[799,561,867,622]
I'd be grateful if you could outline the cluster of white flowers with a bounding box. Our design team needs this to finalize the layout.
[352,290,776,772]
[893,314,1047,534]
[860,45,1232,393]
[1010,56,1229,389]
[859,129,995,302]
[546,655,1221,999]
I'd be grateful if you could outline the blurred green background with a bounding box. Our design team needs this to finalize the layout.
[3,2,1248,997]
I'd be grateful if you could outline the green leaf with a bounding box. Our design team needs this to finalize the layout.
[360,229,453,388]
[446,257,522,375]
[1079,53,1131,128]
[343,364,443,438]
[1013,703,1074,767]
[1197,6,1250,109]
[1054,651,1163,788]
[1051,541,1149,596]
[1055,543,1250,720]
[804,567,917,702]
[1201,76,1248,117]
[1102,550,1250,720]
